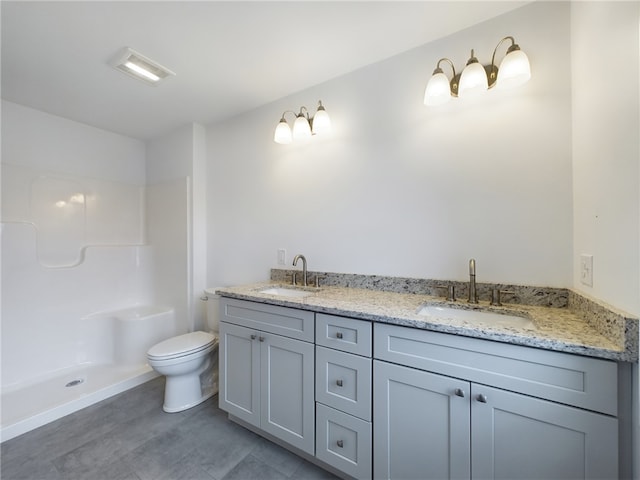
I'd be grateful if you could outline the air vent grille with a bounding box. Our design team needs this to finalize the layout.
[110,47,175,86]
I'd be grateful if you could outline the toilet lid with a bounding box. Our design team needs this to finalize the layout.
[147,331,216,360]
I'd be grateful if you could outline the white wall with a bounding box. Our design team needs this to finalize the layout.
[568,3,640,476]
[146,123,207,332]
[1,101,151,386]
[192,125,208,330]
[1,101,145,182]
[145,178,190,333]
[204,3,639,470]
[207,2,573,289]
[569,6,640,473]
[571,2,640,316]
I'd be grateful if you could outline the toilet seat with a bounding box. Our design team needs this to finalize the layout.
[147,331,216,361]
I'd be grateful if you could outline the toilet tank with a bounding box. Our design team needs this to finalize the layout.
[204,288,221,333]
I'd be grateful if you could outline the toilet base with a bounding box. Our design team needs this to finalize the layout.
[163,389,215,413]
[162,367,218,413]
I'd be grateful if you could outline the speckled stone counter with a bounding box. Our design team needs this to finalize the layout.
[215,272,638,363]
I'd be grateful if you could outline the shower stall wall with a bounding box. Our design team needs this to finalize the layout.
[1,101,191,441]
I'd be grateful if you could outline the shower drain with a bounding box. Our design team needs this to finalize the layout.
[65,379,84,387]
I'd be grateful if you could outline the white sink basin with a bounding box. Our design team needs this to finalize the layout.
[417,304,534,329]
[258,287,317,298]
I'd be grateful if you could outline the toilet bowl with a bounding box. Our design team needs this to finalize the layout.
[147,331,217,412]
[147,289,221,413]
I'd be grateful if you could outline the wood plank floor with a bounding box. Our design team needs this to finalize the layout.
[1,377,339,480]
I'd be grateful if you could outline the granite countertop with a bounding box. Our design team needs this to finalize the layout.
[215,280,639,363]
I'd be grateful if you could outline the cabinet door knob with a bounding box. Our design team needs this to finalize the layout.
[454,388,465,398]
[336,440,344,448]
[336,379,343,387]
[476,394,488,403]
[250,334,256,340]
[336,332,343,339]
[259,336,265,342]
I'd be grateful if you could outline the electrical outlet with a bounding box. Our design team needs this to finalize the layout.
[580,254,593,287]
[277,249,286,266]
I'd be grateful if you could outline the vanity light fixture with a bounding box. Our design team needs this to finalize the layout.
[424,36,530,106]
[110,47,176,86]
[274,101,331,144]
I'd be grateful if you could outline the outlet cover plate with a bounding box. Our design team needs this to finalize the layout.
[277,249,286,265]
[580,254,593,287]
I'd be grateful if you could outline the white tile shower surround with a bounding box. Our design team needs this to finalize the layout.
[1,377,338,480]
[1,364,157,443]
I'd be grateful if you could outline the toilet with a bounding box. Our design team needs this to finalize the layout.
[147,289,220,413]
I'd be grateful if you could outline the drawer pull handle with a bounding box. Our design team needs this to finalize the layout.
[476,394,488,403]
[454,388,465,398]
[336,379,343,387]
[337,440,344,448]
[336,332,343,339]
[250,334,256,340]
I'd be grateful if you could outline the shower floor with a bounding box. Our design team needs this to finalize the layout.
[1,363,158,442]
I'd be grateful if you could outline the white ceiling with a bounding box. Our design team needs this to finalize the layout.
[1,1,529,140]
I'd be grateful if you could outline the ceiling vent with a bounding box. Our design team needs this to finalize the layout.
[110,47,175,86]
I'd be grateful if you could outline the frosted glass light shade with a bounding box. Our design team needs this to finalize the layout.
[293,115,312,139]
[497,49,531,89]
[312,108,331,135]
[424,72,452,106]
[458,62,488,98]
[274,120,292,144]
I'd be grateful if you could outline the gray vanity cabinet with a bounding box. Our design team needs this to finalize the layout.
[315,313,373,479]
[470,383,618,480]
[218,297,621,480]
[218,299,315,455]
[373,323,619,480]
[374,360,617,480]
[374,360,471,479]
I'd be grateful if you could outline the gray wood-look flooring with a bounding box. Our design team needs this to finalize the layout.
[1,377,339,480]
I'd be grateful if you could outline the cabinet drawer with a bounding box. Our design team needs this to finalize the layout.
[374,323,618,416]
[316,403,372,480]
[316,346,372,421]
[221,298,314,342]
[316,313,372,356]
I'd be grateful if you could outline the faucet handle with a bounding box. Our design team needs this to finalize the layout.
[292,272,297,286]
[436,285,456,302]
[490,288,515,306]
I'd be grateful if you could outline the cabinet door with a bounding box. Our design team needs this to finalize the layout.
[373,360,471,480]
[219,322,260,427]
[471,384,618,480]
[261,332,315,455]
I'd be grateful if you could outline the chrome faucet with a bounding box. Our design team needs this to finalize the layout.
[293,254,308,286]
[468,258,478,304]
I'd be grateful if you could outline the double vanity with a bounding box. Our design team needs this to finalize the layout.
[215,269,638,480]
